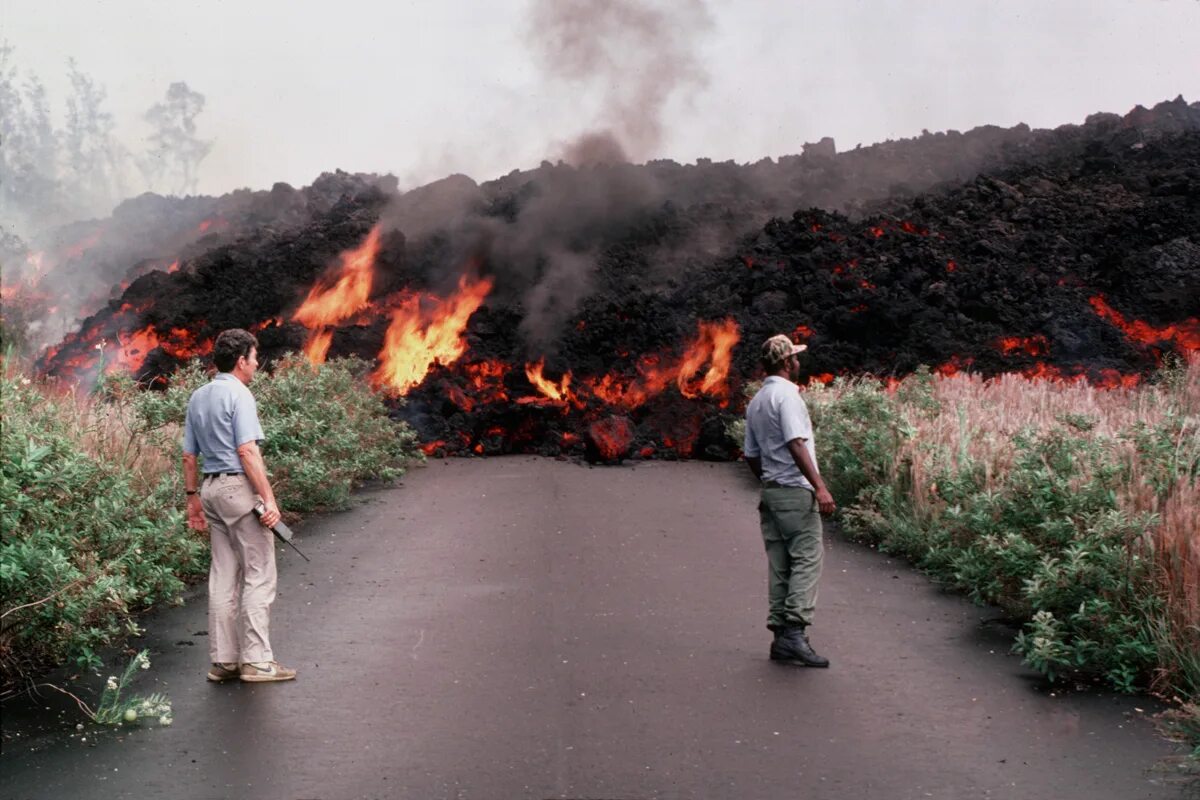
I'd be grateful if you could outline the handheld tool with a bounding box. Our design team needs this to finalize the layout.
[253,501,311,562]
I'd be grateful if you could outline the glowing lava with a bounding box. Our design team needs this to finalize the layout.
[1089,295,1200,354]
[996,335,1049,357]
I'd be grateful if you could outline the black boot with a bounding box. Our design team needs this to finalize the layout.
[769,625,830,668]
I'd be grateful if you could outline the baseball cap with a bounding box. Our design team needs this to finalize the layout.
[761,334,808,365]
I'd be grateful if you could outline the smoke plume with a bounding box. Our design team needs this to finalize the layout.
[527,0,714,164]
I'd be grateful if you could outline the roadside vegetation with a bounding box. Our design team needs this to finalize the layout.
[0,352,421,694]
[733,359,1198,754]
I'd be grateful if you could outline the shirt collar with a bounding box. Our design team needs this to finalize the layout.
[763,375,797,388]
[214,372,240,383]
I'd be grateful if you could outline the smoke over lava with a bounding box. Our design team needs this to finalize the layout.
[12,98,1200,461]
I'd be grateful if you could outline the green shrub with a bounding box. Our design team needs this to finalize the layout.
[131,354,422,514]
[1,354,421,689]
[0,367,205,681]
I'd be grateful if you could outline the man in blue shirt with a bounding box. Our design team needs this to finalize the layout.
[183,329,295,683]
[744,334,836,667]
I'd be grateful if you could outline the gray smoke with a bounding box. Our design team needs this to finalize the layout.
[382,160,666,352]
[380,0,716,353]
[528,0,714,164]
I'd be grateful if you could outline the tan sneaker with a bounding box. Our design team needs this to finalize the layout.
[207,662,240,682]
[240,661,297,682]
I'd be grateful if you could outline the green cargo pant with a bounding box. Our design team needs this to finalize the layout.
[759,484,824,629]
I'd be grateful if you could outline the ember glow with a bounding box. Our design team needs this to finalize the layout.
[60,229,104,261]
[589,416,635,461]
[110,325,213,375]
[1089,295,1200,354]
[372,275,495,394]
[996,335,1049,357]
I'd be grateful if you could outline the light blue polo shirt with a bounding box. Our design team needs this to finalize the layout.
[743,375,819,491]
[182,373,265,474]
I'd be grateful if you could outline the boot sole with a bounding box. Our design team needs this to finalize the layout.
[239,673,297,682]
[770,654,830,668]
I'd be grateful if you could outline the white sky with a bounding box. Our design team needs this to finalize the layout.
[6,0,1199,196]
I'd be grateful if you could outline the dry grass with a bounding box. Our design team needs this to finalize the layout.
[7,372,179,493]
[882,359,1198,697]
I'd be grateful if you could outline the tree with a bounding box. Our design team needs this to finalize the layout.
[0,43,69,233]
[63,59,128,214]
[138,82,212,196]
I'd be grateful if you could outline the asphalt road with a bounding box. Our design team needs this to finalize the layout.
[0,457,1185,799]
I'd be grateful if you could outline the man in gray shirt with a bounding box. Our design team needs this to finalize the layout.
[183,328,296,683]
[744,334,836,667]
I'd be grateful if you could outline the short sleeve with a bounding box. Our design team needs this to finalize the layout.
[182,400,198,455]
[232,390,265,447]
[779,391,813,444]
[743,419,760,457]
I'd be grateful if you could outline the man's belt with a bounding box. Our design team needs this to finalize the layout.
[763,480,808,490]
[203,472,243,478]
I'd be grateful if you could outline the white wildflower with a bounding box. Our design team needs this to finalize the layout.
[159,714,173,727]
[105,677,118,691]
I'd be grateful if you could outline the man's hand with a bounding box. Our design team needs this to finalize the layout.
[187,495,208,531]
[258,499,281,529]
[815,486,836,515]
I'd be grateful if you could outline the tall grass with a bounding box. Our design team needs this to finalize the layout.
[793,358,1198,707]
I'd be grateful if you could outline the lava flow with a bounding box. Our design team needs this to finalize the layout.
[1089,295,1200,357]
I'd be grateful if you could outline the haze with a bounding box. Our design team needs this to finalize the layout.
[5,0,1199,198]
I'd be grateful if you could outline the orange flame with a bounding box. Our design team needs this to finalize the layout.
[294,226,383,363]
[525,359,574,403]
[372,275,494,394]
[294,227,382,328]
[251,317,284,332]
[676,318,739,400]
[578,319,741,410]
[304,329,334,363]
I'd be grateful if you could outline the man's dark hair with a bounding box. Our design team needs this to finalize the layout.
[213,329,258,373]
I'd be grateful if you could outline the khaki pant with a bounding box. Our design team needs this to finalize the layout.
[200,474,276,664]
[759,485,824,629]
